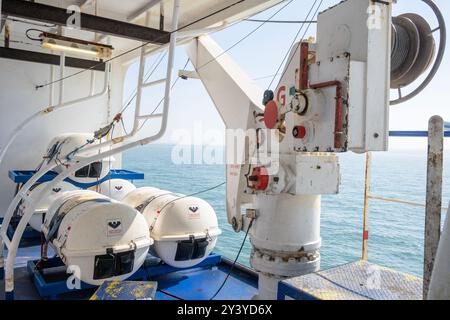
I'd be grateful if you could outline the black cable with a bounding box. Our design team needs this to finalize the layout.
[267,0,322,90]
[209,218,254,300]
[253,73,282,81]
[157,289,185,300]
[157,181,226,214]
[25,28,45,41]
[245,18,317,24]
[140,260,185,300]
[193,0,295,73]
[35,0,249,90]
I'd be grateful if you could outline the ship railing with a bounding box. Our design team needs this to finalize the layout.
[362,115,449,299]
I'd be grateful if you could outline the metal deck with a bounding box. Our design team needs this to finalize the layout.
[278,260,423,300]
[0,245,259,300]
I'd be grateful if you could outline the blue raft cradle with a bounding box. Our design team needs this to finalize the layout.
[26,254,223,300]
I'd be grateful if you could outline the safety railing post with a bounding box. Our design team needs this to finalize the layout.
[362,152,371,261]
[59,53,65,105]
[423,115,444,299]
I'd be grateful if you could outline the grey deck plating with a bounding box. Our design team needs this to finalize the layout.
[278,260,423,300]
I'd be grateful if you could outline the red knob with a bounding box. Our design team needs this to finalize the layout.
[263,100,279,129]
[248,166,269,191]
[293,125,307,139]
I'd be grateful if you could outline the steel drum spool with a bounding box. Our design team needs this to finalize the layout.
[391,14,435,89]
[390,0,446,105]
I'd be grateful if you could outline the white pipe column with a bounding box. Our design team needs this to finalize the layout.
[131,13,151,136]
[58,26,65,105]
[49,60,55,105]
[89,70,96,96]
[257,274,281,300]
[250,194,321,300]
[161,0,180,134]
[59,53,65,105]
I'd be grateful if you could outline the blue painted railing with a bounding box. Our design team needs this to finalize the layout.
[389,131,450,138]
[8,169,144,189]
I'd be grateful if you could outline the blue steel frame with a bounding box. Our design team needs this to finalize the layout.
[8,169,144,189]
[27,254,222,299]
[277,282,318,300]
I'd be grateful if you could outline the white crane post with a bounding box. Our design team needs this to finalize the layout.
[186,36,264,232]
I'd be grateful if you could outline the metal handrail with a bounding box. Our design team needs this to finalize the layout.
[389,131,450,137]
[368,195,448,212]
[362,117,448,300]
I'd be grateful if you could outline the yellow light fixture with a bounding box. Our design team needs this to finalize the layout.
[40,32,114,59]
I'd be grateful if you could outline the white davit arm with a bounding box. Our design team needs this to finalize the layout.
[186,35,263,231]
[428,203,450,300]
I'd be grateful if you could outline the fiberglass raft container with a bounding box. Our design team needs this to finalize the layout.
[122,187,221,268]
[42,190,152,285]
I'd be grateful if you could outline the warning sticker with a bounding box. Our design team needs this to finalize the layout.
[107,219,123,237]
[187,205,200,219]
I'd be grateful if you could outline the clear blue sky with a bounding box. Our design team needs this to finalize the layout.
[122,0,450,151]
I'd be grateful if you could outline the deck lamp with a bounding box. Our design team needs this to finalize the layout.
[40,32,113,59]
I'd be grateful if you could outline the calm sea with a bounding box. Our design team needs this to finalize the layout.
[124,144,449,277]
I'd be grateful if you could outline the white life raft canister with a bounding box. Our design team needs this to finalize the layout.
[42,190,152,285]
[25,181,78,232]
[122,187,221,269]
[98,179,136,201]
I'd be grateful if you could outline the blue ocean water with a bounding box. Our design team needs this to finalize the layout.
[124,145,449,277]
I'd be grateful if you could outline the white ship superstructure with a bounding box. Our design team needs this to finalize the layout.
[0,0,449,301]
